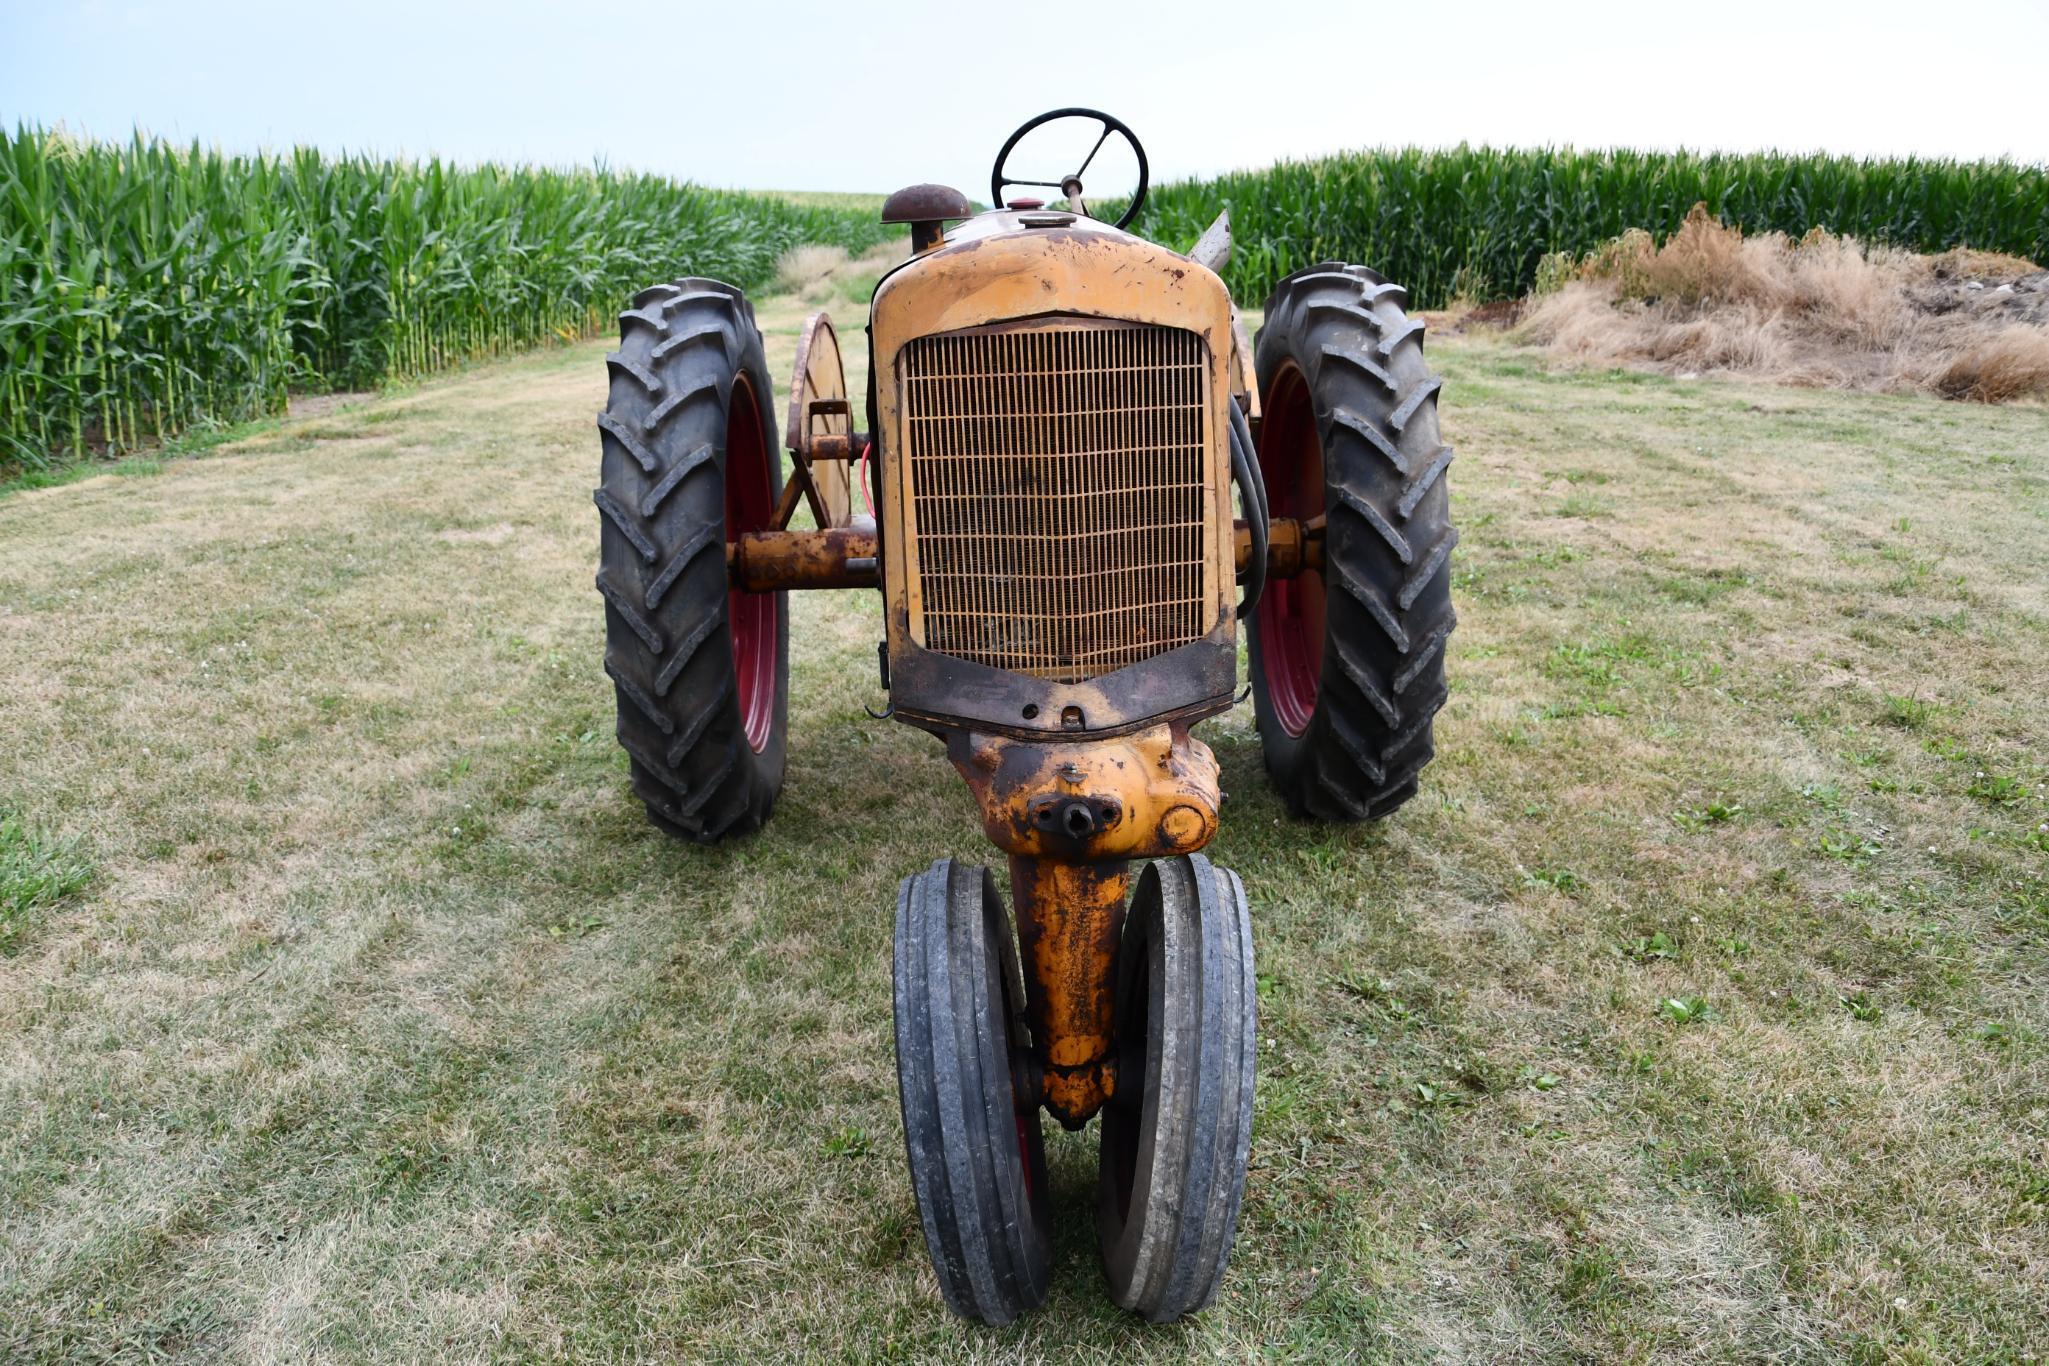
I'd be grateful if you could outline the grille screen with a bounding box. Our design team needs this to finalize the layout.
[901,321,1211,683]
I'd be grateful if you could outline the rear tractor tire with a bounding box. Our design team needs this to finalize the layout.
[595,278,788,843]
[1247,262,1458,821]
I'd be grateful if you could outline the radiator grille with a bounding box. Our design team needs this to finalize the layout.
[901,321,1211,683]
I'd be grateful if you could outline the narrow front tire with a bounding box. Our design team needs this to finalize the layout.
[893,858,1052,1325]
[1097,853,1257,1321]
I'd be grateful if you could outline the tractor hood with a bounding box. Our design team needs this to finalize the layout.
[870,209,1232,364]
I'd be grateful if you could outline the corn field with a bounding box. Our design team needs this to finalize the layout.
[14,132,2046,471]
[1135,145,2049,310]
[0,127,898,469]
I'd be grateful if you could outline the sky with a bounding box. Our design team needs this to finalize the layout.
[3,0,2046,194]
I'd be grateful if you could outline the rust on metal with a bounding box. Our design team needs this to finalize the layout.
[786,313,853,528]
[727,527,879,592]
[881,183,972,253]
[881,182,973,224]
[1008,855,1129,1127]
[938,721,1222,1128]
[943,723,1220,862]
[769,452,829,532]
[1234,514,1324,579]
[806,432,868,463]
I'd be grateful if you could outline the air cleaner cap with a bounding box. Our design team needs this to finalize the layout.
[882,183,972,253]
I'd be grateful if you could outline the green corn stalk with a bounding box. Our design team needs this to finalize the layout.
[1,125,903,472]
[1135,144,2049,309]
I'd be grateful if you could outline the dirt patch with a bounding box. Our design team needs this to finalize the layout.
[1427,298,1525,334]
[1913,257,2049,329]
[1516,206,2049,402]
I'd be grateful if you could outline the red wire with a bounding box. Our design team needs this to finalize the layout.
[856,437,875,518]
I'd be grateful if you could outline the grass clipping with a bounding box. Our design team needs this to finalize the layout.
[1516,205,2049,401]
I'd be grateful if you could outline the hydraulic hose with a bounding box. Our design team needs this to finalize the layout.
[1228,401,1268,621]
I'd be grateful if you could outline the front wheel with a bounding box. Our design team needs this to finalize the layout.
[1097,854,1256,1321]
[1248,262,1457,821]
[893,858,1052,1325]
[595,278,787,842]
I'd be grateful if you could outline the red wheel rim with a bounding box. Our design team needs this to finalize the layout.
[725,375,778,753]
[1255,362,1326,736]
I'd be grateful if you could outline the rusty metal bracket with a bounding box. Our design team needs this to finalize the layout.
[806,430,868,463]
[1234,515,1323,579]
[727,526,879,592]
[1009,856,1128,1127]
[941,723,1221,1128]
[769,455,829,531]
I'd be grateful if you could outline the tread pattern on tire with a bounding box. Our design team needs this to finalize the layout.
[596,277,787,843]
[893,859,1051,1325]
[1098,853,1257,1322]
[1250,260,1458,821]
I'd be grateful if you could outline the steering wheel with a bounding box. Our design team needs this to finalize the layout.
[991,108,1149,230]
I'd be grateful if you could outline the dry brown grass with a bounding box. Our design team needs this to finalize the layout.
[1517,206,2049,401]
[772,242,851,296]
[773,242,902,304]
[1929,246,2043,282]
[1933,327,2049,402]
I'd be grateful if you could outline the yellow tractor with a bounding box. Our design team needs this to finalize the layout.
[594,109,1456,1323]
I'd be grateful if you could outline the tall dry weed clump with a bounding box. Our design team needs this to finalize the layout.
[1933,331,2049,403]
[773,244,852,300]
[772,242,906,305]
[1517,204,2049,402]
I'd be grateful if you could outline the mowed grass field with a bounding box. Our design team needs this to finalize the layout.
[2,297,2046,1362]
